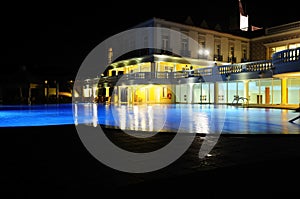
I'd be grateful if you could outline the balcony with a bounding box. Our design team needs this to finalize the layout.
[97,47,300,88]
[272,47,300,74]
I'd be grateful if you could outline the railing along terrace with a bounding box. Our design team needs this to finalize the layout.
[121,72,187,80]
[194,68,213,76]
[117,60,275,81]
[218,60,273,75]
[272,47,300,65]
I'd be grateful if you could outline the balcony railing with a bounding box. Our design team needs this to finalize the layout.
[194,68,213,76]
[218,60,273,75]
[121,72,187,80]
[272,47,300,74]
[272,48,300,65]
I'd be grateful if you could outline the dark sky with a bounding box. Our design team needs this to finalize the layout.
[2,1,300,77]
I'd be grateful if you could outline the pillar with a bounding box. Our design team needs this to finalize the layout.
[244,80,249,100]
[214,82,219,104]
[189,83,194,103]
[281,78,288,105]
[151,62,156,72]
[265,87,270,104]
[105,87,110,97]
[226,82,229,104]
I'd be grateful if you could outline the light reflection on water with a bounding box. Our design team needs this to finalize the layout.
[0,103,299,134]
[73,103,226,134]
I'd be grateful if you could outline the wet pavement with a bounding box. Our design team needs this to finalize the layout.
[1,124,300,198]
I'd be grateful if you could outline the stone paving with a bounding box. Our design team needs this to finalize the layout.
[1,124,300,198]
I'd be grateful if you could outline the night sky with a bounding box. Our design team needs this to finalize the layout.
[2,1,300,78]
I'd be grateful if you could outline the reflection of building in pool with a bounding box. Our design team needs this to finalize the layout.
[79,17,300,108]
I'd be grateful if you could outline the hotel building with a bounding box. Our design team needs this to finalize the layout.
[76,17,300,108]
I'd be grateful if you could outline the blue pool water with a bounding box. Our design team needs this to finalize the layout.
[0,104,74,127]
[0,103,299,134]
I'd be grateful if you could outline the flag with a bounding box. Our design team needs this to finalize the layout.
[251,25,263,31]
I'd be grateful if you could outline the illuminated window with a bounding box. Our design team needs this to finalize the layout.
[289,43,300,49]
[268,46,287,59]
[269,48,276,60]
[164,66,173,72]
[140,64,151,72]
[276,46,287,52]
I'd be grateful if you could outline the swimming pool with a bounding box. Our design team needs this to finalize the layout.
[0,103,299,134]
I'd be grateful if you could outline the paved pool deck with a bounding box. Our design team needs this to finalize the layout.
[1,124,300,198]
